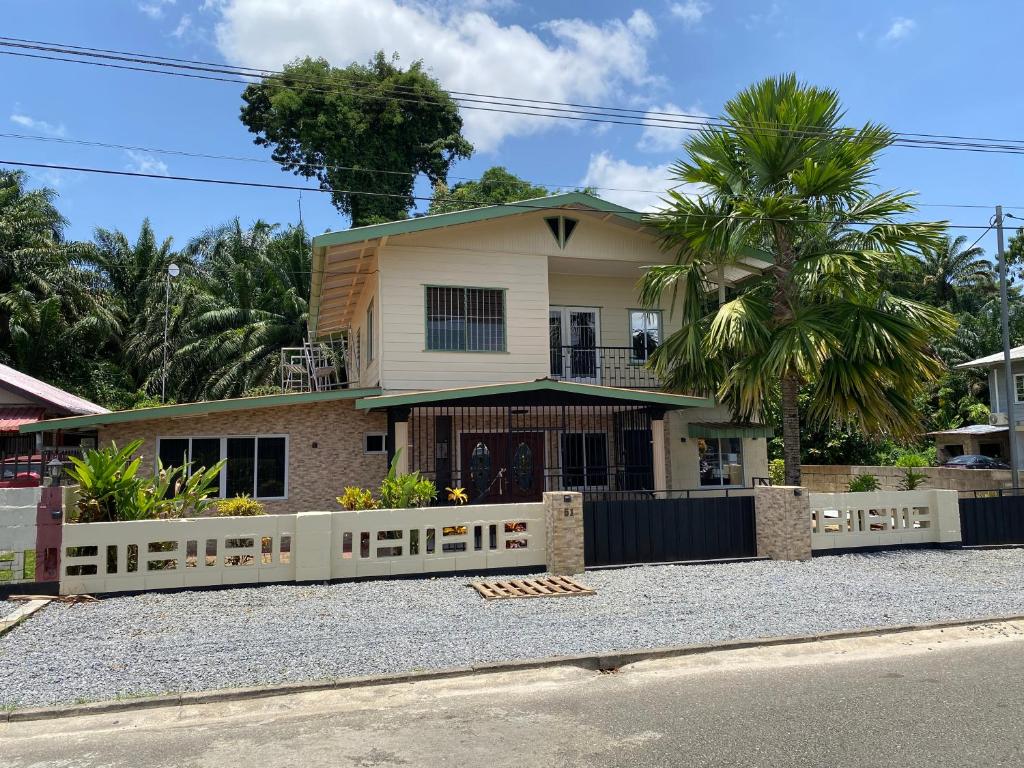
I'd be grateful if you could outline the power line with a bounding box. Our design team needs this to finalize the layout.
[0,158,999,231]
[8,38,1024,156]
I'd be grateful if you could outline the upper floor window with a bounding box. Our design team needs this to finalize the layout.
[1015,373,1024,403]
[630,310,662,362]
[426,286,506,352]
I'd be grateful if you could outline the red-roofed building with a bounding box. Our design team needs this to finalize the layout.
[0,363,107,486]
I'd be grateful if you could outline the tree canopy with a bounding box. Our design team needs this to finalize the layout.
[427,166,550,215]
[240,52,473,227]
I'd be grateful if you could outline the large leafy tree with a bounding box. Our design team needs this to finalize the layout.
[428,166,550,215]
[240,52,473,227]
[170,220,311,400]
[639,75,956,485]
[919,234,994,309]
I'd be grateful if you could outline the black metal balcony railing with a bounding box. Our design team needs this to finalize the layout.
[549,345,662,389]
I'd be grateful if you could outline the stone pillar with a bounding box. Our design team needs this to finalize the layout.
[754,485,812,561]
[651,417,668,498]
[393,421,410,475]
[35,486,63,582]
[543,491,584,575]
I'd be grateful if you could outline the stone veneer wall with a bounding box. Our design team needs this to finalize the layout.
[800,465,1012,494]
[754,486,812,561]
[98,400,389,514]
[544,491,584,575]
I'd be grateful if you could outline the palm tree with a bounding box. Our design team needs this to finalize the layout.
[88,220,181,392]
[639,75,956,485]
[171,220,310,400]
[919,234,994,308]
[0,170,116,378]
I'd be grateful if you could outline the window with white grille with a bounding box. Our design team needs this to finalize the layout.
[425,286,506,352]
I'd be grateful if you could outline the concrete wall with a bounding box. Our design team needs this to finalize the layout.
[0,487,41,585]
[809,489,961,551]
[800,464,1012,493]
[98,400,389,514]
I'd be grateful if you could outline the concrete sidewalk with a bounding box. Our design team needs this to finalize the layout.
[3,619,1023,767]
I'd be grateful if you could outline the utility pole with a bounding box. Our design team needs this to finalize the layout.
[162,263,180,404]
[997,206,1020,492]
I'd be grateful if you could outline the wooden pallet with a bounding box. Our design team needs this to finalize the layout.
[471,576,595,600]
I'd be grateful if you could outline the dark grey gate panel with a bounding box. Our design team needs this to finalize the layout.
[960,495,1024,546]
[583,496,757,566]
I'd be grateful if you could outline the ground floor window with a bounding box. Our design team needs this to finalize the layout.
[561,432,609,488]
[156,435,287,499]
[698,437,743,486]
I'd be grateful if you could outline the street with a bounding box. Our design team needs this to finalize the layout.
[2,620,1023,767]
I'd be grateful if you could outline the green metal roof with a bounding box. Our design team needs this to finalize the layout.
[354,379,713,410]
[19,388,382,434]
[311,192,643,251]
[687,421,773,439]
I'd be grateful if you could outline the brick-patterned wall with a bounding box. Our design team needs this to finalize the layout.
[98,401,389,514]
[754,486,812,561]
[544,491,584,574]
[800,464,1012,493]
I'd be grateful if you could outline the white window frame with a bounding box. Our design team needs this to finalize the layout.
[697,436,745,488]
[155,434,289,500]
[559,431,610,491]
[1014,373,1024,404]
[629,309,662,363]
[364,432,388,455]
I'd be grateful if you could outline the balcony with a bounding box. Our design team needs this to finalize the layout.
[549,346,662,390]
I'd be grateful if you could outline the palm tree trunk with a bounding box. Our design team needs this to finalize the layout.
[781,375,801,486]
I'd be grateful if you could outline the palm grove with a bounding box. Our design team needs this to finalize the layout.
[0,59,1013,473]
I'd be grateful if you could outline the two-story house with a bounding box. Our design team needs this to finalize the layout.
[20,193,771,511]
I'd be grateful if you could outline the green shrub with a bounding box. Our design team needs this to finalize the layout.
[768,458,785,486]
[848,473,881,493]
[895,452,930,468]
[338,486,377,511]
[65,440,224,522]
[215,495,265,516]
[899,467,928,491]
[336,450,437,511]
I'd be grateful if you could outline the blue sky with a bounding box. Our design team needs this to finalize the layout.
[2,0,1022,257]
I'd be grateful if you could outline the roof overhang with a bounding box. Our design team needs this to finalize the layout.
[19,388,382,434]
[687,421,773,439]
[354,379,713,411]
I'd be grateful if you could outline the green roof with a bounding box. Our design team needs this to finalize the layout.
[310,192,643,251]
[687,421,773,439]
[354,379,713,410]
[19,388,382,434]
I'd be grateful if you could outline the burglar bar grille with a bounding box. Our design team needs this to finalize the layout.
[426,287,506,352]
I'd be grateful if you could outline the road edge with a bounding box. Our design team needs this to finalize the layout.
[6,612,1024,723]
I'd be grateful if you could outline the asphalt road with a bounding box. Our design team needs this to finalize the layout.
[3,620,1024,767]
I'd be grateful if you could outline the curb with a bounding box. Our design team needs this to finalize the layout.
[5,612,1024,724]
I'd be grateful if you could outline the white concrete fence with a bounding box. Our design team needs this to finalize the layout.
[808,489,962,551]
[60,502,546,595]
[0,487,41,586]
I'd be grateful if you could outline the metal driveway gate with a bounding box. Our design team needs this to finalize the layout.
[583,495,757,567]
[960,495,1024,546]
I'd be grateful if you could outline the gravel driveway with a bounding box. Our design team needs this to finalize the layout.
[4,548,1024,709]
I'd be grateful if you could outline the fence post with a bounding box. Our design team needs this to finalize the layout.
[754,486,812,561]
[544,491,584,575]
[34,486,63,582]
[294,511,333,582]
[932,489,963,543]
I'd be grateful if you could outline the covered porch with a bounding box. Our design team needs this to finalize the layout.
[356,379,713,503]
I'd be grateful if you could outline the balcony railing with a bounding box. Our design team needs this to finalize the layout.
[549,345,662,389]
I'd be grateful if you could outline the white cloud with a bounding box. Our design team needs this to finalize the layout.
[171,13,192,38]
[882,17,915,42]
[125,150,169,176]
[138,0,176,19]
[637,102,707,153]
[212,1,659,152]
[9,112,66,137]
[670,0,710,26]
[580,152,677,212]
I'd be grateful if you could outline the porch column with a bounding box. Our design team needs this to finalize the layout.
[650,409,668,498]
[387,407,411,475]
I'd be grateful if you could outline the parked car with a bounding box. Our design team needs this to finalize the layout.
[941,455,1010,470]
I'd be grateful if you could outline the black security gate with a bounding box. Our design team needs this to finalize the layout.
[583,495,757,566]
[960,495,1024,546]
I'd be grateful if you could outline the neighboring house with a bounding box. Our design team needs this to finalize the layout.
[0,363,108,485]
[21,193,772,511]
[953,346,1024,462]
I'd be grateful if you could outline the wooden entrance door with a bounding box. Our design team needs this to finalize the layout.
[460,432,544,504]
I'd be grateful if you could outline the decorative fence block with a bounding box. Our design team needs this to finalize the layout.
[59,502,546,595]
[808,489,961,551]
